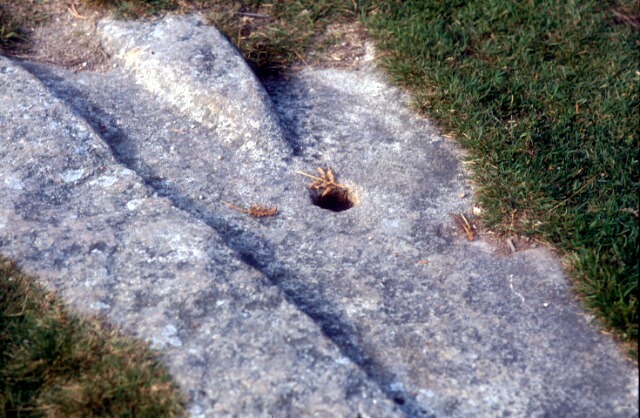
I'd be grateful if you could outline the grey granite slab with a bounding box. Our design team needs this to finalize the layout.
[0,13,637,418]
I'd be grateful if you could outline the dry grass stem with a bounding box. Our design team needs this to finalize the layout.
[68,4,87,19]
[295,167,348,197]
[223,201,278,217]
[451,213,477,241]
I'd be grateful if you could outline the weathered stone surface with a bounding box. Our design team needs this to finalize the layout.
[1,13,637,418]
[98,14,288,163]
[0,57,400,418]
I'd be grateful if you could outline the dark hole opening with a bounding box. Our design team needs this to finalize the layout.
[309,188,354,212]
[393,396,406,405]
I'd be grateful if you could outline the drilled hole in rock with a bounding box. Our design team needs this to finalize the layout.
[309,188,355,212]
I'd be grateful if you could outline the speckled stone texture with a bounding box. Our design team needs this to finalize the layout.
[0,57,400,418]
[1,13,637,418]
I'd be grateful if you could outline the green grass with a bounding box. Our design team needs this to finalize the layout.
[0,5,22,52]
[0,258,186,417]
[364,0,639,348]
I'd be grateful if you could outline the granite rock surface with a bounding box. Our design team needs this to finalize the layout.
[1,14,637,418]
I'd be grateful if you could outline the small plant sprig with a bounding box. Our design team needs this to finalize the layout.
[451,213,477,241]
[223,201,278,217]
[295,167,348,197]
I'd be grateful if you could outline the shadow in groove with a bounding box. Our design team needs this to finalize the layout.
[19,62,433,418]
